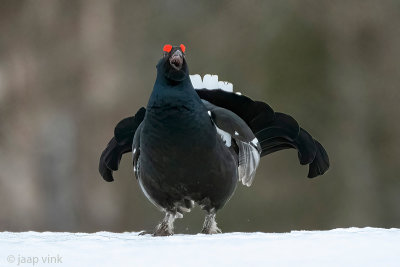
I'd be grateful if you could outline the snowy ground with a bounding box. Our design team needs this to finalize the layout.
[1,227,399,267]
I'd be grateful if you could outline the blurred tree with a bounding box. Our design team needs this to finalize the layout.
[0,0,399,233]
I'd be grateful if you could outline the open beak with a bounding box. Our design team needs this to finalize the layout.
[169,50,183,70]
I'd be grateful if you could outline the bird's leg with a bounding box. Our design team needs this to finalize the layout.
[153,212,176,236]
[201,209,222,234]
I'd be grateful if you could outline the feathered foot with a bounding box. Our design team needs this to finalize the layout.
[153,212,177,236]
[201,211,222,234]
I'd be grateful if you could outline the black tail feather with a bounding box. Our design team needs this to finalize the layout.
[99,107,146,182]
[260,138,294,156]
[196,89,329,178]
[114,107,146,145]
[294,128,317,165]
[253,112,300,142]
[196,89,275,125]
[99,137,130,182]
[307,140,330,178]
[255,116,328,178]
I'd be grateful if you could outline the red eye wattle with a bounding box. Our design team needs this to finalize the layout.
[163,44,172,53]
[180,44,186,53]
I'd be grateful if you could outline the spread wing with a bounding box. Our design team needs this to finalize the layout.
[192,74,329,179]
[203,100,261,186]
[99,107,146,182]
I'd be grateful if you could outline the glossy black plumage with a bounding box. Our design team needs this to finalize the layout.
[196,89,329,178]
[99,107,145,182]
[98,45,330,235]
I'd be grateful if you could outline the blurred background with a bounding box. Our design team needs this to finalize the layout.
[0,0,399,233]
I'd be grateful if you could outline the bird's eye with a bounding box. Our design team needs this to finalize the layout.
[163,44,172,53]
[180,44,186,53]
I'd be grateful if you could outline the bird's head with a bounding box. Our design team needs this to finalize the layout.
[157,44,188,82]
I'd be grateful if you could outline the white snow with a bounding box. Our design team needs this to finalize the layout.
[1,228,399,267]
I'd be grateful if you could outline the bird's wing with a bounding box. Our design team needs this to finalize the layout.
[203,100,261,186]
[192,75,329,178]
[99,107,146,182]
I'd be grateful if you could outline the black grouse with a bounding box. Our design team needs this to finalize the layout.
[99,44,330,236]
